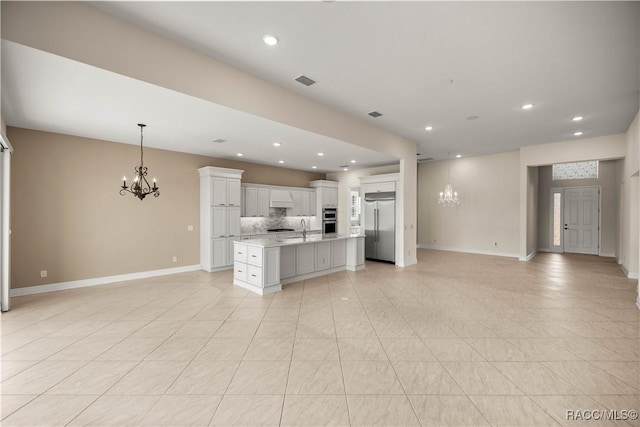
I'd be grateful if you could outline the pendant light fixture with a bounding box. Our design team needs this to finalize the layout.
[120,124,159,200]
[438,153,459,206]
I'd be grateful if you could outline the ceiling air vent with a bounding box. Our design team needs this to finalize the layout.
[212,139,226,143]
[368,111,383,118]
[417,157,434,163]
[295,75,316,86]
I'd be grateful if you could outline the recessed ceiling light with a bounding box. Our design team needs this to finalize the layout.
[456,154,462,158]
[273,142,281,147]
[572,116,584,122]
[350,160,357,163]
[236,153,243,157]
[317,152,324,156]
[312,166,317,169]
[263,35,278,46]
[278,160,285,164]
[425,126,433,131]
[573,131,583,136]
[343,168,349,171]
[522,103,534,110]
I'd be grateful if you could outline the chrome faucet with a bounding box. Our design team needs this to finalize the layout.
[300,218,306,241]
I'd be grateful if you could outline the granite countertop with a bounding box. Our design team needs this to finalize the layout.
[237,233,365,248]
[240,229,322,237]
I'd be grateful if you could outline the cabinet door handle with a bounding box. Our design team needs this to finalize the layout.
[251,274,257,277]
[251,255,257,258]
[219,203,225,206]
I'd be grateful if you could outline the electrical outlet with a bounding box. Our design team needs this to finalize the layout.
[40,270,47,278]
[187,225,194,231]
[172,256,178,263]
[494,242,498,246]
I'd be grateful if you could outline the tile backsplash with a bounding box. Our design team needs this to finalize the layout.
[240,208,320,234]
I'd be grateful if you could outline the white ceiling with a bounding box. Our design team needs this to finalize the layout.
[2,1,639,167]
[1,40,395,173]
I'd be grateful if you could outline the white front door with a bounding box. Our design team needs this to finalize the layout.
[563,187,600,255]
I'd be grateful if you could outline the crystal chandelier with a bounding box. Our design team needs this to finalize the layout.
[438,154,459,206]
[120,124,159,200]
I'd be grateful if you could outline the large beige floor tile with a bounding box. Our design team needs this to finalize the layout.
[130,320,186,338]
[106,361,187,395]
[334,320,376,338]
[544,361,639,394]
[1,360,37,382]
[226,361,290,394]
[254,321,297,338]
[508,338,581,361]
[532,395,627,426]
[590,361,639,387]
[338,337,388,360]
[470,395,560,426]
[90,320,147,338]
[2,395,96,427]
[341,360,404,394]
[167,361,239,394]
[210,394,283,426]
[296,319,336,337]
[346,394,420,426]
[96,336,166,361]
[590,395,640,427]
[3,337,80,360]
[243,337,294,361]
[281,395,349,426]
[213,320,260,337]
[195,337,251,360]
[380,337,436,361]
[423,338,485,361]
[493,361,582,395]
[262,308,300,322]
[392,361,464,394]
[67,395,160,426]
[140,395,222,426]
[46,336,121,361]
[408,395,490,426]
[0,360,85,395]
[466,337,531,361]
[46,360,136,394]
[292,337,340,360]
[286,361,345,394]
[441,361,523,395]
[0,395,37,421]
[145,336,208,361]
[172,320,223,337]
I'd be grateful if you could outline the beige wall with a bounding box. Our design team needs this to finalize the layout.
[8,127,323,289]
[417,151,520,257]
[526,167,539,257]
[537,161,619,256]
[327,164,400,236]
[2,1,418,267]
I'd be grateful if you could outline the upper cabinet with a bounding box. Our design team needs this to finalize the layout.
[227,179,242,207]
[242,185,314,217]
[211,176,241,207]
[309,180,339,214]
[243,186,270,217]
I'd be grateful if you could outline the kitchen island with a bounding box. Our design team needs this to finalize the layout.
[233,234,365,295]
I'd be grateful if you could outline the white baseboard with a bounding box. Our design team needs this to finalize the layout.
[397,257,417,267]
[11,265,201,297]
[636,295,640,311]
[619,263,639,280]
[599,252,616,258]
[417,244,519,259]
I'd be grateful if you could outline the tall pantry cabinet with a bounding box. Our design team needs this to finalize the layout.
[198,167,244,272]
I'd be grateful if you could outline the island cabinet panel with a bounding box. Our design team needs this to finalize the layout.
[296,243,316,275]
[331,239,346,267]
[315,241,331,271]
[280,245,296,279]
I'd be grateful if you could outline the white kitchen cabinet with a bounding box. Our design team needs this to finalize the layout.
[257,188,270,217]
[244,187,258,217]
[331,239,346,267]
[233,242,281,295]
[346,236,365,271]
[199,167,244,272]
[291,191,303,216]
[280,245,296,279]
[212,177,227,206]
[227,207,241,237]
[315,241,331,271]
[301,191,311,216]
[309,191,316,216]
[227,179,241,207]
[309,180,339,215]
[296,243,315,275]
[211,207,226,238]
[211,238,227,268]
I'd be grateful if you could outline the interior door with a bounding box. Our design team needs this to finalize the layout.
[563,187,599,255]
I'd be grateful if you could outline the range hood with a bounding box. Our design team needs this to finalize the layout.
[270,190,294,208]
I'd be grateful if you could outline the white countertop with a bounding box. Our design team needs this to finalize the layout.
[237,233,364,248]
[240,229,322,237]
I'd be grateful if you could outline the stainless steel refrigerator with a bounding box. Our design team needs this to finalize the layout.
[364,192,395,263]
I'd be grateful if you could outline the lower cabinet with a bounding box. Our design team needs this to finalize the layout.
[212,238,227,268]
[233,242,280,293]
[315,241,331,271]
[296,243,315,275]
[280,245,296,279]
[331,239,346,267]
